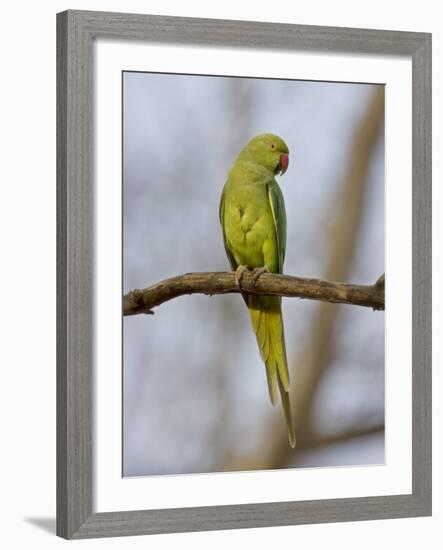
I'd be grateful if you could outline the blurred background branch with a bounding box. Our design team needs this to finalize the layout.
[224,87,385,471]
[123,271,385,315]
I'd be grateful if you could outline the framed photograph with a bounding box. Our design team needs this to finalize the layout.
[57,10,431,539]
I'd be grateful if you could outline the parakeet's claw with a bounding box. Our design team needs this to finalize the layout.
[235,265,249,287]
[252,265,270,286]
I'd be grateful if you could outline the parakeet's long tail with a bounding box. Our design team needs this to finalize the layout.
[248,294,296,448]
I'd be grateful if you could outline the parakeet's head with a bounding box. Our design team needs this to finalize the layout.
[240,133,289,176]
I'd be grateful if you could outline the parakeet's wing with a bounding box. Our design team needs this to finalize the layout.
[267,182,287,274]
[219,187,238,271]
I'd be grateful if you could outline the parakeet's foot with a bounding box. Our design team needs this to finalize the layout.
[235,265,249,287]
[252,265,270,286]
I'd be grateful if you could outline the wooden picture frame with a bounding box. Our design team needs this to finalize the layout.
[57,9,431,539]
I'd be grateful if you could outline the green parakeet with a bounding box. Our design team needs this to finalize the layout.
[219,133,295,447]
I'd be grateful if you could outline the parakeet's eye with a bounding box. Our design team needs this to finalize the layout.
[271,144,275,149]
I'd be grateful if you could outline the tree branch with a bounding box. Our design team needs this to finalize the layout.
[301,423,384,451]
[123,271,384,316]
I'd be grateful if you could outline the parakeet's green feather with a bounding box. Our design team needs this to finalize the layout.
[219,192,238,272]
[278,370,296,448]
[267,183,287,273]
[219,133,295,448]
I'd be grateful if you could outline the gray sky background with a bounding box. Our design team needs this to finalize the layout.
[123,72,384,476]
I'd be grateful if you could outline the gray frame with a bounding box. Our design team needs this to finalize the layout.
[57,9,432,539]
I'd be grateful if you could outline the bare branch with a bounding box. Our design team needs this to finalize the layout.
[301,423,384,451]
[123,271,384,316]
[376,273,385,287]
[225,424,385,471]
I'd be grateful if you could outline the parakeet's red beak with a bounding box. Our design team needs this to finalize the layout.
[279,153,289,175]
